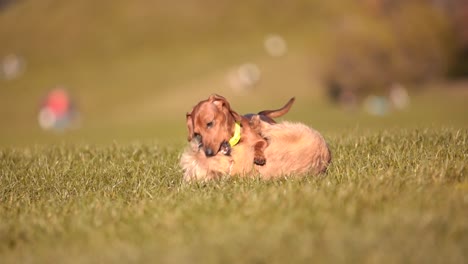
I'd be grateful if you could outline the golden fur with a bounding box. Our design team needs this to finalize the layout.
[180,121,331,181]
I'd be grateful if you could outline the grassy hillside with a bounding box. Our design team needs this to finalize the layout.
[1,128,467,263]
[1,0,465,147]
[0,2,467,262]
[0,1,322,146]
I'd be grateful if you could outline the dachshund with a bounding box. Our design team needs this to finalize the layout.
[180,119,332,181]
[185,94,295,166]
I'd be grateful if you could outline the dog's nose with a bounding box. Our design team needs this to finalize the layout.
[204,148,215,157]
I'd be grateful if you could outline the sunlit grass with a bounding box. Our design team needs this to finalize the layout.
[1,2,467,262]
[1,128,466,263]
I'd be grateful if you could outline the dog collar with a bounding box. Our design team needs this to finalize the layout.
[228,122,241,147]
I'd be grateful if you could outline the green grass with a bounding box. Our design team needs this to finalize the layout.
[1,128,467,263]
[1,1,467,262]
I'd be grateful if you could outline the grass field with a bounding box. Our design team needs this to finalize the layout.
[1,128,467,263]
[1,1,468,263]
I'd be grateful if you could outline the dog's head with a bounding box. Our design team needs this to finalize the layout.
[186,94,242,157]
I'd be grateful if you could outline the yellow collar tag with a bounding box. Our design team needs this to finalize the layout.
[228,122,241,147]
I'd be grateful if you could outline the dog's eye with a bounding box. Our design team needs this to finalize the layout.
[207,121,214,128]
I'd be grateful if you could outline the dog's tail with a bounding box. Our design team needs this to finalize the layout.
[257,97,295,118]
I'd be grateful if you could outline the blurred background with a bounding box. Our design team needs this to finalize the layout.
[0,0,467,147]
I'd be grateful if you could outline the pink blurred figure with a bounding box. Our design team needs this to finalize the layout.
[38,88,79,131]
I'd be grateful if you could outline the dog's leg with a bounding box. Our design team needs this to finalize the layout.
[257,97,295,119]
[253,140,267,165]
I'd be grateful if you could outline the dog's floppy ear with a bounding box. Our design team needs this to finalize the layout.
[209,94,242,122]
[228,108,242,122]
[186,112,194,141]
[208,94,228,107]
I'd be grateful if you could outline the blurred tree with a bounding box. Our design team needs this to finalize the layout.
[0,0,15,11]
[449,0,468,77]
[323,0,458,102]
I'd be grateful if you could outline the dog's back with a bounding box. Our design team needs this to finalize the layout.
[255,121,331,177]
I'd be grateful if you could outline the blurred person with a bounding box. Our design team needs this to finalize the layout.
[38,87,79,131]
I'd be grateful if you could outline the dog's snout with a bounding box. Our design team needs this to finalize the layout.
[204,148,215,157]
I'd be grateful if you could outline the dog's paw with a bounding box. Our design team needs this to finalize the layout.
[254,156,266,166]
[220,141,231,155]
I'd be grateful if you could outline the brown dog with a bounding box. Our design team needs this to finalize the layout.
[180,120,331,181]
[185,94,294,165]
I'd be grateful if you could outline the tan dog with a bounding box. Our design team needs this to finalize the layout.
[180,121,331,181]
[249,117,331,177]
[180,95,331,181]
[185,94,294,166]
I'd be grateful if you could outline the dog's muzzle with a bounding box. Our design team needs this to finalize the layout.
[203,142,231,157]
[204,148,215,157]
[193,134,231,157]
